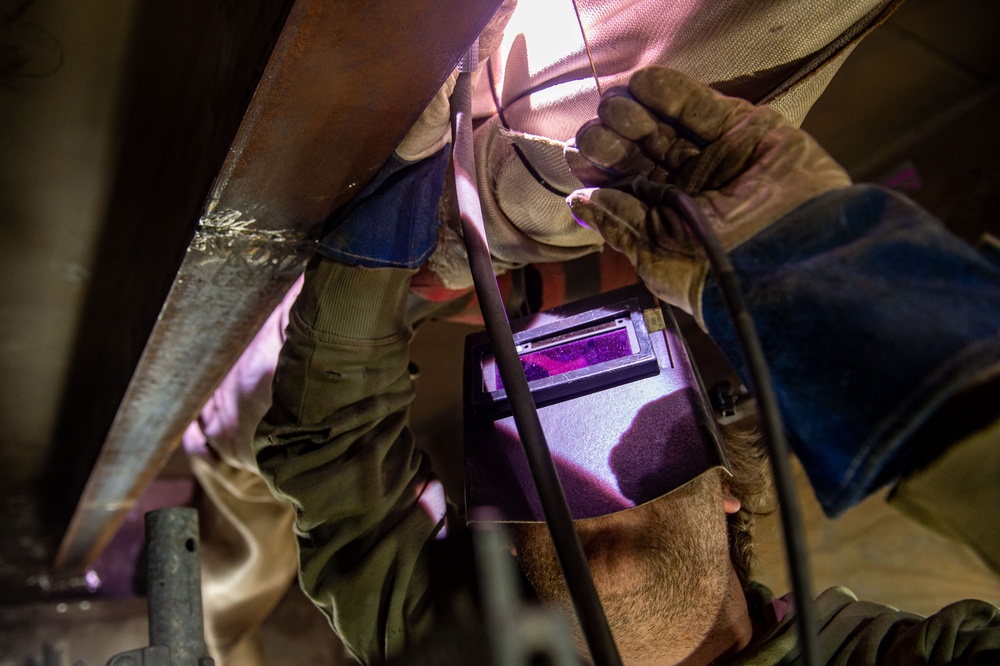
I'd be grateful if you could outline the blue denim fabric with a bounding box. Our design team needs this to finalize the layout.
[317,147,449,268]
[702,185,1000,516]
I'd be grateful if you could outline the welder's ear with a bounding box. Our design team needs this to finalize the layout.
[721,479,741,515]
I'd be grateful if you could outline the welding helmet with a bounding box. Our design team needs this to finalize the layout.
[463,284,730,522]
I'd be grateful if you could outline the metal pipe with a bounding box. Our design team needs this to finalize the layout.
[145,508,207,666]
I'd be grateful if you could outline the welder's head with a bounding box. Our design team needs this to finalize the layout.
[463,284,731,523]
[511,468,737,660]
[509,422,769,662]
[462,284,771,659]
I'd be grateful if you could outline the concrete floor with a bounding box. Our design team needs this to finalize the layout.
[0,587,347,666]
[2,0,999,662]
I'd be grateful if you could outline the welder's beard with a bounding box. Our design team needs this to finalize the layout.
[511,472,733,662]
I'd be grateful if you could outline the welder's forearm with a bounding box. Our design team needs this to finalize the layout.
[254,260,441,663]
[700,185,1000,516]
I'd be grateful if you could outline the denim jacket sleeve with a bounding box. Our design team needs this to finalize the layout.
[701,185,1000,517]
[254,260,444,664]
[317,148,449,269]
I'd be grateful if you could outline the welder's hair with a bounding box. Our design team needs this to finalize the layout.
[718,421,773,590]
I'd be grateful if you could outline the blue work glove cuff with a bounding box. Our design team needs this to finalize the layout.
[318,147,450,268]
[702,185,1000,516]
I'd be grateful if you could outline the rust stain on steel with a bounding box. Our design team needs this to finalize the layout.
[55,0,504,572]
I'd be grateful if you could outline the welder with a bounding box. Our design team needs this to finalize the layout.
[249,52,1000,666]
[177,2,1000,664]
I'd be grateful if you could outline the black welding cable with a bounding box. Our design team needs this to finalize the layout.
[628,178,820,666]
[451,66,623,666]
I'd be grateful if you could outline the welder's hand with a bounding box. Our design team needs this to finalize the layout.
[567,66,851,325]
[395,0,517,161]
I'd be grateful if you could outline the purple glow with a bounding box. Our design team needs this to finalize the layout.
[85,569,102,593]
[496,327,632,389]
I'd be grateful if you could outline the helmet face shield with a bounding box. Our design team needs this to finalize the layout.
[464,285,730,523]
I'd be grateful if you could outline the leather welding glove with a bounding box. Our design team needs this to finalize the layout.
[567,66,851,326]
[396,0,520,162]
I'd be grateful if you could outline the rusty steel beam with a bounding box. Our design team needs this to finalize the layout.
[55,0,503,572]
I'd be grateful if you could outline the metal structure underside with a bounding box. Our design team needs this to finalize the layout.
[53,0,504,572]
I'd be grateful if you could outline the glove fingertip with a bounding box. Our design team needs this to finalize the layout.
[598,93,658,141]
[629,67,688,118]
[576,121,634,170]
[630,66,749,143]
[567,188,600,229]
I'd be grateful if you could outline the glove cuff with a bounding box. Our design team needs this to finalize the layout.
[293,259,415,341]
